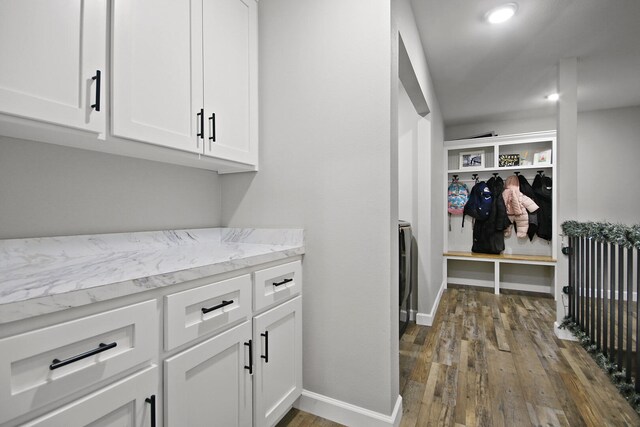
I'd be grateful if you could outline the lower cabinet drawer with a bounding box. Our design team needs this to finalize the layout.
[22,366,158,427]
[0,300,157,424]
[253,261,302,312]
[164,274,251,350]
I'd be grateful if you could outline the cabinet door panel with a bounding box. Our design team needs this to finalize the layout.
[22,366,158,427]
[0,0,105,132]
[202,0,257,165]
[253,296,302,427]
[165,321,252,427]
[112,0,203,152]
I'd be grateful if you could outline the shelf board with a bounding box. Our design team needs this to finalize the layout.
[444,251,556,264]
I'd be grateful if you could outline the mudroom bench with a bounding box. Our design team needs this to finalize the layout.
[443,251,556,295]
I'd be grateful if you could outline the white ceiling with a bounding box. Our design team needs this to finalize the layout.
[410,0,640,126]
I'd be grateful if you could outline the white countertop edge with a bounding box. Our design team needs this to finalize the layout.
[0,246,304,324]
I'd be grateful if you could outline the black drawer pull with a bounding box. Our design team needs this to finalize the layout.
[197,108,204,141]
[91,70,101,112]
[145,395,156,427]
[273,278,293,287]
[49,341,117,370]
[201,299,233,314]
[261,331,269,363]
[244,340,253,374]
[209,113,216,143]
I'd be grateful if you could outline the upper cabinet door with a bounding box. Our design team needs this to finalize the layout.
[0,0,106,133]
[202,0,258,166]
[112,0,203,153]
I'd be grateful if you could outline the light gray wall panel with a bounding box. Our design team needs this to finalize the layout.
[0,136,221,239]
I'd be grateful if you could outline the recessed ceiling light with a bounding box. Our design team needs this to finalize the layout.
[486,3,518,24]
[546,93,560,101]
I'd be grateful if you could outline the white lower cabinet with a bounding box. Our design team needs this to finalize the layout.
[0,300,157,425]
[23,366,158,427]
[0,259,302,427]
[253,296,303,427]
[164,320,253,427]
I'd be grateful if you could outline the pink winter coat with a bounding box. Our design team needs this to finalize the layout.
[502,175,539,238]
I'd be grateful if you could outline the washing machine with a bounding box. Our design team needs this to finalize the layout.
[399,221,412,337]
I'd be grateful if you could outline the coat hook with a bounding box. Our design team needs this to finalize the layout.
[453,174,459,180]
[514,171,520,176]
[537,170,544,176]
[492,173,499,177]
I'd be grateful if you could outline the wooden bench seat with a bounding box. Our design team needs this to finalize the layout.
[443,251,556,263]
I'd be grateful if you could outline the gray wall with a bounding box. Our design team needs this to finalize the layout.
[221,0,397,415]
[577,106,640,224]
[396,0,445,322]
[0,136,222,238]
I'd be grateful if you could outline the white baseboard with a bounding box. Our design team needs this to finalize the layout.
[415,280,446,327]
[296,390,402,427]
[554,321,578,341]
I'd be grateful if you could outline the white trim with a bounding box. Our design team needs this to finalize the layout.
[296,390,402,427]
[554,321,578,341]
[415,280,446,326]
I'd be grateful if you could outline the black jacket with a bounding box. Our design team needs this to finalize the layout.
[472,176,507,254]
[518,175,539,240]
[532,174,552,241]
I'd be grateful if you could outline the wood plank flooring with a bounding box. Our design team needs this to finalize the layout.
[278,288,640,426]
[400,288,640,427]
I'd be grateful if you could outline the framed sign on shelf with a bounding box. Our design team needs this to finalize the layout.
[459,151,485,169]
[498,154,520,167]
[533,149,552,165]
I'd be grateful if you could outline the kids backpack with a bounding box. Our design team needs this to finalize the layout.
[462,181,493,227]
[447,177,469,215]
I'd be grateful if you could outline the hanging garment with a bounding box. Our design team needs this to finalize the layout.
[502,175,539,238]
[462,181,492,228]
[518,174,539,240]
[471,176,507,254]
[532,174,553,241]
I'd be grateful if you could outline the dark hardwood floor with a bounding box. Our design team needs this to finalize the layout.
[278,287,640,426]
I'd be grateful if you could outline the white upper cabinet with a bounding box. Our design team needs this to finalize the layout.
[112,0,258,166]
[202,0,258,165]
[111,0,203,153]
[0,0,106,133]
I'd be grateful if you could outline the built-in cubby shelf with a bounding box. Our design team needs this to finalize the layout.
[443,131,558,296]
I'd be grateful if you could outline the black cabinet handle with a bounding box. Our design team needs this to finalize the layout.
[91,70,101,112]
[49,341,117,370]
[273,278,293,287]
[197,108,204,141]
[208,113,216,142]
[244,340,253,374]
[261,331,269,363]
[145,395,156,427]
[201,299,233,314]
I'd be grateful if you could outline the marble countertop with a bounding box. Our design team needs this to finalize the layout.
[0,228,304,324]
